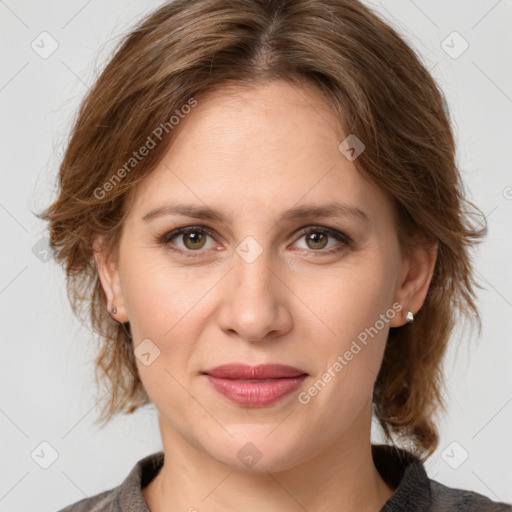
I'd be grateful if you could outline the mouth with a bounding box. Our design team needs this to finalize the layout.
[202,364,308,407]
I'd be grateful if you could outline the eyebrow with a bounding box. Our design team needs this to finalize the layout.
[142,201,369,224]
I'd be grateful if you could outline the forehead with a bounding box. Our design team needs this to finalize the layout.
[124,80,391,226]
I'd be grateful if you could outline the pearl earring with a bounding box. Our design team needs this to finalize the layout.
[111,306,117,315]
[405,310,414,323]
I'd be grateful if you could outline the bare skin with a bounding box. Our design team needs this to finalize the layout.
[94,80,437,512]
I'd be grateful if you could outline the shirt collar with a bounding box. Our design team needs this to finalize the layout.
[372,443,431,511]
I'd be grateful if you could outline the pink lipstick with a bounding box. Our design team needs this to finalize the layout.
[203,364,307,407]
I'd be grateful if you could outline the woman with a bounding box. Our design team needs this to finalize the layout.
[42,0,511,510]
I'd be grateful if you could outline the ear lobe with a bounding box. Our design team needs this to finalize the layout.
[389,239,438,327]
[93,236,129,323]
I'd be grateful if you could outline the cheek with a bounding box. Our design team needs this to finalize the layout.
[302,258,396,349]
[296,275,393,440]
[296,254,398,407]
[119,249,223,397]
[119,248,212,341]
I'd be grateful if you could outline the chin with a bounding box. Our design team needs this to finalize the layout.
[200,428,308,473]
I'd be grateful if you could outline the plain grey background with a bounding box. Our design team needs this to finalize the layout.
[1,1,511,511]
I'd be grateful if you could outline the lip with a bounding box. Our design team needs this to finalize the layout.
[203,363,307,379]
[202,364,308,407]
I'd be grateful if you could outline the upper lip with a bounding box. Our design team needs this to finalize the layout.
[203,364,307,379]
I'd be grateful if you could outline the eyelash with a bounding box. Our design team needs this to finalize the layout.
[157,225,352,258]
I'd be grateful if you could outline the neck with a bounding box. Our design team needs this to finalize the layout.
[143,409,394,512]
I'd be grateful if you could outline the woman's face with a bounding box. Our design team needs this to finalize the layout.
[97,80,430,472]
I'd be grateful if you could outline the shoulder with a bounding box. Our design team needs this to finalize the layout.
[372,444,511,512]
[55,451,164,512]
[55,486,120,512]
[429,479,512,511]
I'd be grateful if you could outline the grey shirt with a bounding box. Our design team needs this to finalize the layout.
[56,444,512,511]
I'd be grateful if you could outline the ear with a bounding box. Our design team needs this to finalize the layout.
[92,236,129,323]
[389,237,438,327]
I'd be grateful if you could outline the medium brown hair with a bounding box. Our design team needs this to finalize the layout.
[40,0,486,459]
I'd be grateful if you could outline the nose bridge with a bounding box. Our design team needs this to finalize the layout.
[232,238,277,307]
[217,236,292,341]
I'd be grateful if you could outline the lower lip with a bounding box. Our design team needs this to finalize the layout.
[205,375,307,406]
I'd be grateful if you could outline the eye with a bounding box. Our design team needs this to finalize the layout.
[159,226,218,255]
[158,225,351,257]
[292,226,350,253]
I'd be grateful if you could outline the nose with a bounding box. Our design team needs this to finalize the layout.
[215,247,293,343]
